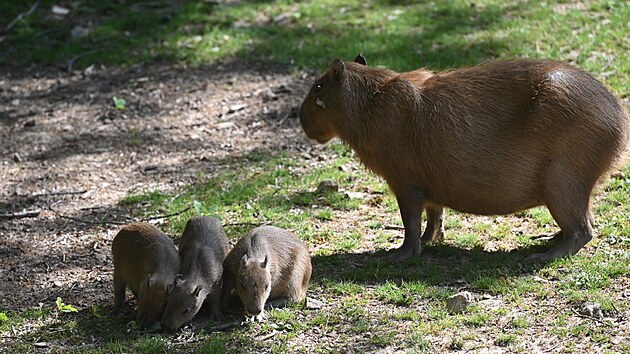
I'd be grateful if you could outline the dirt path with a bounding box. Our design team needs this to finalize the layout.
[0,62,315,311]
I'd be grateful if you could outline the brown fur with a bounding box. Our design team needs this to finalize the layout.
[160,217,229,331]
[299,56,629,262]
[221,226,312,318]
[111,223,180,328]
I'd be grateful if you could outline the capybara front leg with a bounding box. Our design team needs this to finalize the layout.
[113,271,126,309]
[421,204,444,244]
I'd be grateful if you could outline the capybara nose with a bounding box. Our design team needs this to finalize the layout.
[246,307,262,316]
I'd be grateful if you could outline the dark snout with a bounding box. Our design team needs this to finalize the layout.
[298,103,335,144]
[245,306,262,317]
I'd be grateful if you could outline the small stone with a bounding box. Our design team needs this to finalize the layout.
[34,342,48,348]
[447,291,473,314]
[306,297,324,310]
[53,280,63,287]
[316,179,338,195]
[71,25,90,39]
[228,103,247,113]
[13,153,22,163]
[51,5,70,16]
[579,302,603,319]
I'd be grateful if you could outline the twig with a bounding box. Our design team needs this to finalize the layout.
[0,209,41,220]
[256,329,278,341]
[66,50,98,72]
[143,206,192,221]
[32,190,87,197]
[384,224,405,230]
[4,0,41,33]
[223,221,269,227]
[205,321,242,332]
[48,203,127,225]
[570,308,613,326]
[48,202,192,225]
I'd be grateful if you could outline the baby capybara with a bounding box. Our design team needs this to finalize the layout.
[221,226,312,320]
[299,55,629,262]
[112,223,180,328]
[160,217,228,331]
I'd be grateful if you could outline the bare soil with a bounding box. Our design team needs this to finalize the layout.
[0,61,317,312]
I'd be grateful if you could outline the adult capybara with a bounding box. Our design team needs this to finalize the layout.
[299,55,629,262]
[160,217,229,331]
[112,223,180,328]
[221,226,312,320]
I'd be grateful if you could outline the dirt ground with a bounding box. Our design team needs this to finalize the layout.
[0,61,319,313]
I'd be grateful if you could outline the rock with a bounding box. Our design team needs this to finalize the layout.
[447,291,473,314]
[306,297,324,310]
[71,25,90,40]
[316,179,338,195]
[13,153,22,163]
[579,302,603,319]
[228,103,247,113]
[51,5,70,16]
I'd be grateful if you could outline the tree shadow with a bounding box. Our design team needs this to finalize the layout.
[309,241,551,289]
[1,0,519,71]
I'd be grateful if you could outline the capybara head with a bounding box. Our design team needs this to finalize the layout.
[236,254,271,317]
[160,275,204,332]
[136,273,173,328]
[299,55,369,143]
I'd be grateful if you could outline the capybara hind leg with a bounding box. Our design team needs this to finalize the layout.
[525,165,594,263]
[266,297,288,310]
[421,204,444,244]
[531,230,563,242]
[387,186,424,260]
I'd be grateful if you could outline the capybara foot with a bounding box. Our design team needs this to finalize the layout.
[421,229,444,244]
[530,231,563,242]
[523,237,588,264]
[385,244,422,261]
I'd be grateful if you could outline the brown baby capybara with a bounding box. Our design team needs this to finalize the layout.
[112,223,180,328]
[160,217,229,331]
[299,55,629,262]
[221,226,312,320]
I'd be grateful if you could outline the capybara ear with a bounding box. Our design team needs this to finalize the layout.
[174,274,184,287]
[330,58,345,80]
[260,255,268,269]
[354,54,367,66]
[147,274,155,287]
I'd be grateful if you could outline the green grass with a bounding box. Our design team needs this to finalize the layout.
[2,0,630,98]
[2,0,629,352]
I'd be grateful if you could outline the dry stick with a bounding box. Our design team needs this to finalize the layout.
[66,50,98,72]
[48,203,192,225]
[0,209,41,220]
[205,321,243,332]
[32,190,88,197]
[4,0,41,33]
[143,206,192,221]
[223,221,269,227]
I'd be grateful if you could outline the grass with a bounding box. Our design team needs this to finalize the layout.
[2,0,629,352]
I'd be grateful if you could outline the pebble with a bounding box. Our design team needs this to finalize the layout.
[447,291,473,314]
[579,302,603,319]
[306,297,324,310]
[316,179,338,195]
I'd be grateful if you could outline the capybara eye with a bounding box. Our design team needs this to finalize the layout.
[315,83,322,92]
